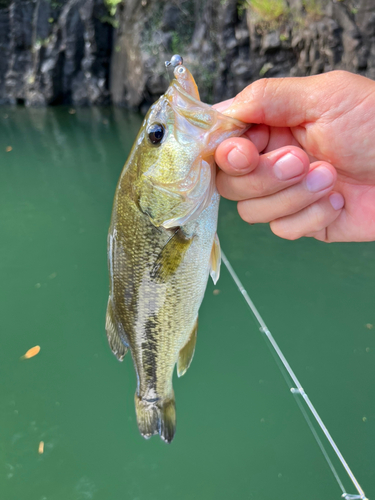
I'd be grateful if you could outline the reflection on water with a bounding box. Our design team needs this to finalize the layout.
[0,107,374,500]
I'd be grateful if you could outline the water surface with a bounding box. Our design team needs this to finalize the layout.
[0,107,374,500]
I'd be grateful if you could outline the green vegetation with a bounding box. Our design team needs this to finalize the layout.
[196,66,216,102]
[171,32,182,55]
[100,15,119,28]
[105,0,122,16]
[302,0,323,19]
[259,62,274,76]
[248,0,288,23]
[142,1,195,58]
[100,0,122,28]
[241,0,326,31]
[33,37,52,51]
[170,29,193,55]
[240,0,290,30]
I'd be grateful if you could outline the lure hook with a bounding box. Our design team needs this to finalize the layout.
[165,54,183,68]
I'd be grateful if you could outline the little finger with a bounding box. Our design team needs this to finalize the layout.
[270,192,345,240]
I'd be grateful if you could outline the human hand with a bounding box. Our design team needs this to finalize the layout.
[214,71,375,242]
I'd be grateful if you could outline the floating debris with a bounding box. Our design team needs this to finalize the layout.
[213,289,220,295]
[21,345,40,360]
[35,283,41,289]
[48,272,57,279]
[365,323,373,329]
[6,146,12,152]
[68,109,76,115]
[362,417,367,422]
[366,347,370,352]
[38,441,44,454]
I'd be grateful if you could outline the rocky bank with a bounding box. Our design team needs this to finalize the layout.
[0,0,374,110]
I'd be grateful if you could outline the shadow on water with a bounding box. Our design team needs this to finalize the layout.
[0,107,374,500]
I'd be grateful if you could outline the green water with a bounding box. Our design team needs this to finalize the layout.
[0,107,374,500]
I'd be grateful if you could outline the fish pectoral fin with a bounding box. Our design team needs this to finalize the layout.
[105,298,128,361]
[135,395,176,444]
[177,318,198,377]
[151,228,193,283]
[209,233,221,285]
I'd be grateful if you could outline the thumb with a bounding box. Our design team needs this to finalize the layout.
[215,74,333,127]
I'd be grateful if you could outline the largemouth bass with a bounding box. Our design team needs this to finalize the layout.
[106,55,247,443]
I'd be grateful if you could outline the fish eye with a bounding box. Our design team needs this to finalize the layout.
[177,67,185,74]
[147,123,165,145]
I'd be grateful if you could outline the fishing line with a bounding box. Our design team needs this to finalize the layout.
[221,250,368,500]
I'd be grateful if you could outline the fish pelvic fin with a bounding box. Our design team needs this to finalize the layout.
[177,318,198,378]
[210,232,221,285]
[135,395,176,444]
[105,298,128,361]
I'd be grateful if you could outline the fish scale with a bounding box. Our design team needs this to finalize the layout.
[106,57,247,442]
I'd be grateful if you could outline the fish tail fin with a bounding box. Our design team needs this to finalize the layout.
[159,398,176,444]
[134,394,176,444]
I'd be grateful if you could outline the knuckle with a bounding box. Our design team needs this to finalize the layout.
[277,187,297,212]
[246,176,267,198]
[306,203,323,229]
[270,220,302,240]
[237,201,254,224]
[329,70,350,81]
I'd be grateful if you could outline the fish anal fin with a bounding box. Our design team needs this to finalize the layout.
[105,298,128,361]
[151,228,193,283]
[177,318,198,378]
[135,395,176,444]
[210,233,221,285]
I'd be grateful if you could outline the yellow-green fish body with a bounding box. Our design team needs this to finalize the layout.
[106,58,246,442]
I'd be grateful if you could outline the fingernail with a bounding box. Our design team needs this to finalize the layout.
[306,166,334,192]
[329,193,344,210]
[274,153,305,180]
[227,148,249,170]
[214,98,234,113]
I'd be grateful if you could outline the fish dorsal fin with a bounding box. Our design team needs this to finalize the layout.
[105,299,128,361]
[177,318,198,378]
[210,233,221,285]
[151,228,193,282]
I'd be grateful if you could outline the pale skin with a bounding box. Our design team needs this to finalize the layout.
[213,70,375,242]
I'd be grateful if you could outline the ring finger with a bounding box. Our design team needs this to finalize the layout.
[237,161,337,224]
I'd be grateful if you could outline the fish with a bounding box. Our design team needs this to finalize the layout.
[106,55,247,443]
